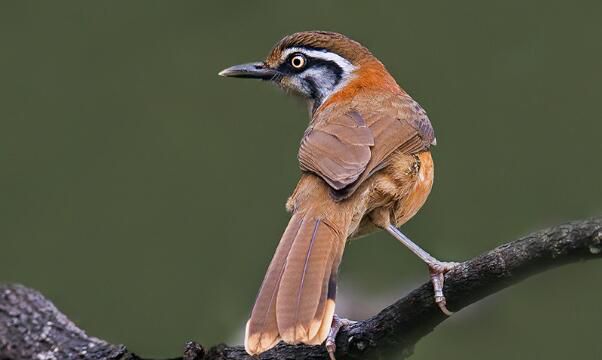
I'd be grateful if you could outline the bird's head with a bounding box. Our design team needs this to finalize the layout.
[219,31,394,111]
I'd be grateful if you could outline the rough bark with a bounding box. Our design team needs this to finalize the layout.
[1,218,601,360]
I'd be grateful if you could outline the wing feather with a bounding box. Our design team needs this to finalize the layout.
[298,91,435,199]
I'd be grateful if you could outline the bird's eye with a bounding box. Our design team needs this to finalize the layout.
[290,54,306,69]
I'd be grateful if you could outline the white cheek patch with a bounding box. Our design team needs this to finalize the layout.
[281,47,358,104]
[301,67,336,91]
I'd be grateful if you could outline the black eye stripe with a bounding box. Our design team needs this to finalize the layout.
[278,54,343,79]
[275,48,349,111]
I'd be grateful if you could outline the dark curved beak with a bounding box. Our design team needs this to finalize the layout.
[218,62,278,80]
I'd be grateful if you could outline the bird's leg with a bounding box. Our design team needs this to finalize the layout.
[386,224,459,315]
[325,314,354,360]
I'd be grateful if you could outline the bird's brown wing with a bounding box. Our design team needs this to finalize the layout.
[298,108,374,191]
[298,90,435,200]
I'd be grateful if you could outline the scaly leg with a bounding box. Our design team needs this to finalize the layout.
[386,224,459,315]
[325,314,354,360]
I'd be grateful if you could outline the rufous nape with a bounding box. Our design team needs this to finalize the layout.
[219,31,458,359]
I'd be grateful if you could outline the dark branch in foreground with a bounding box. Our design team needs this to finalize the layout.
[1,218,601,360]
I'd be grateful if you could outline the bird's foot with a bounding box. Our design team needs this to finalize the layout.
[428,260,459,316]
[325,314,355,360]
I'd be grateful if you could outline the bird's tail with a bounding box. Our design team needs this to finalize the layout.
[244,206,346,355]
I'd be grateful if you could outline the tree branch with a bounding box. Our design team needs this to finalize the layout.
[1,218,601,360]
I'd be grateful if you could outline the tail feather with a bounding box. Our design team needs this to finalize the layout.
[308,231,345,344]
[244,213,304,355]
[245,210,345,354]
[277,218,337,343]
[277,217,327,342]
[306,247,334,342]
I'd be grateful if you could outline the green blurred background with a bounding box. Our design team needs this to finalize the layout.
[1,1,601,359]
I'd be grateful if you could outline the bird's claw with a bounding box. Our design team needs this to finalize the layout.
[326,340,337,360]
[428,261,459,316]
[325,315,354,360]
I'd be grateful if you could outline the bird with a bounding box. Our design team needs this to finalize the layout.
[219,31,457,359]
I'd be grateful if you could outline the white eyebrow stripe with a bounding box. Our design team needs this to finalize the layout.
[281,47,357,73]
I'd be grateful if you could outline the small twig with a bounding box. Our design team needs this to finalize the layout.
[1,218,600,360]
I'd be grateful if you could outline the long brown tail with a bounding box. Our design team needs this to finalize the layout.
[244,208,346,355]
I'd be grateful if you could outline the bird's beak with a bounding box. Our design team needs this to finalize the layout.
[218,62,278,80]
